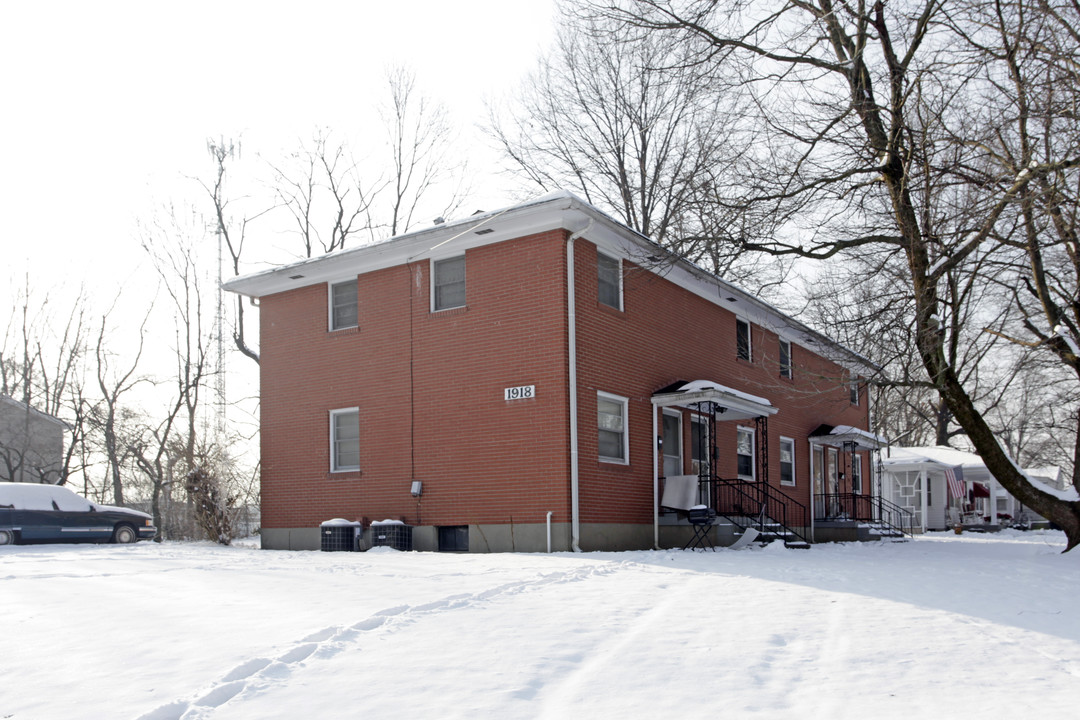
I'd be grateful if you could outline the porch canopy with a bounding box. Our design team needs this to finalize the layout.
[809,424,887,451]
[651,380,777,549]
[650,379,778,419]
[880,446,990,475]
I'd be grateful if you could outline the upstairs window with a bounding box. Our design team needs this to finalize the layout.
[330,280,358,330]
[736,318,751,361]
[779,437,795,486]
[598,392,628,463]
[433,256,466,311]
[597,252,622,310]
[779,338,792,379]
[736,426,755,481]
[850,379,860,405]
[330,408,360,472]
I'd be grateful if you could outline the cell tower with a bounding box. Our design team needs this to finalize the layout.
[207,137,239,444]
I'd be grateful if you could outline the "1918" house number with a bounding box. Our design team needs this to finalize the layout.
[504,385,536,401]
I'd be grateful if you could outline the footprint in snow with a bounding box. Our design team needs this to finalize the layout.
[221,657,272,682]
[277,642,317,664]
[193,680,245,708]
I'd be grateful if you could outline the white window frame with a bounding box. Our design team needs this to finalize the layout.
[597,251,623,311]
[779,436,796,487]
[328,279,358,331]
[431,254,466,312]
[662,409,682,477]
[779,338,792,379]
[597,391,629,464]
[329,407,360,473]
[736,425,755,481]
[850,378,860,405]
[736,318,752,361]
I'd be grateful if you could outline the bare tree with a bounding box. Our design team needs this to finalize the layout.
[584,0,1080,548]
[265,128,377,257]
[489,13,788,287]
[1,276,93,486]
[203,138,268,365]
[382,66,468,237]
[139,205,217,537]
[806,240,1017,448]
[92,307,148,505]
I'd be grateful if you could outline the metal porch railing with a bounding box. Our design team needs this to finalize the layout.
[703,477,811,547]
[813,493,915,537]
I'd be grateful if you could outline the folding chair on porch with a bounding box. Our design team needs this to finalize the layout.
[661,475,718,551]
[685,506,718,550]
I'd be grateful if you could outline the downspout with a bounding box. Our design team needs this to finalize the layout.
[653,403,660,549]
[547,511,553,553]
[809,440,816,543]
[567,220,592,553]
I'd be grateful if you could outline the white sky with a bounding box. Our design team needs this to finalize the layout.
[1,1,557,467]
[1,0,556,286]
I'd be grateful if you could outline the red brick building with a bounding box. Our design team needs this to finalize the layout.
[226,191,894,552]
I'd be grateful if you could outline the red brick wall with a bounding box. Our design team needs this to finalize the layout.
[260,231,573,531]
[258,228,871,534]
[572,241,870,524]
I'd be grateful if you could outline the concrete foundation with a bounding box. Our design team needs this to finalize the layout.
[261,527,321,551]
[262,521,578,553]
[658,521,744,549]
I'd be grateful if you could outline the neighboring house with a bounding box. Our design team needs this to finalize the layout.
[225,191,890,552]
[881,446,1052,531]
[0,395,64,484]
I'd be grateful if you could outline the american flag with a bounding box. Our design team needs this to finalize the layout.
[945,466,966,500]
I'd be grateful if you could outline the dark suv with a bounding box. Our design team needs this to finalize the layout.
[0,482,156,545]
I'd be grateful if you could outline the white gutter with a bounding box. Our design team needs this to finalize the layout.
[567,220,592,553]
[809,445,816,543]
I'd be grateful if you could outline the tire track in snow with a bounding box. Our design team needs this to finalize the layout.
[135,562,617,720]
[527,568,758,718]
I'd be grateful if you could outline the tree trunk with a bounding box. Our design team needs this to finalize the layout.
[920,330,1080,550]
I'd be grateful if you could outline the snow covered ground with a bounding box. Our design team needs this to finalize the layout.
[3,530,1077,719]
